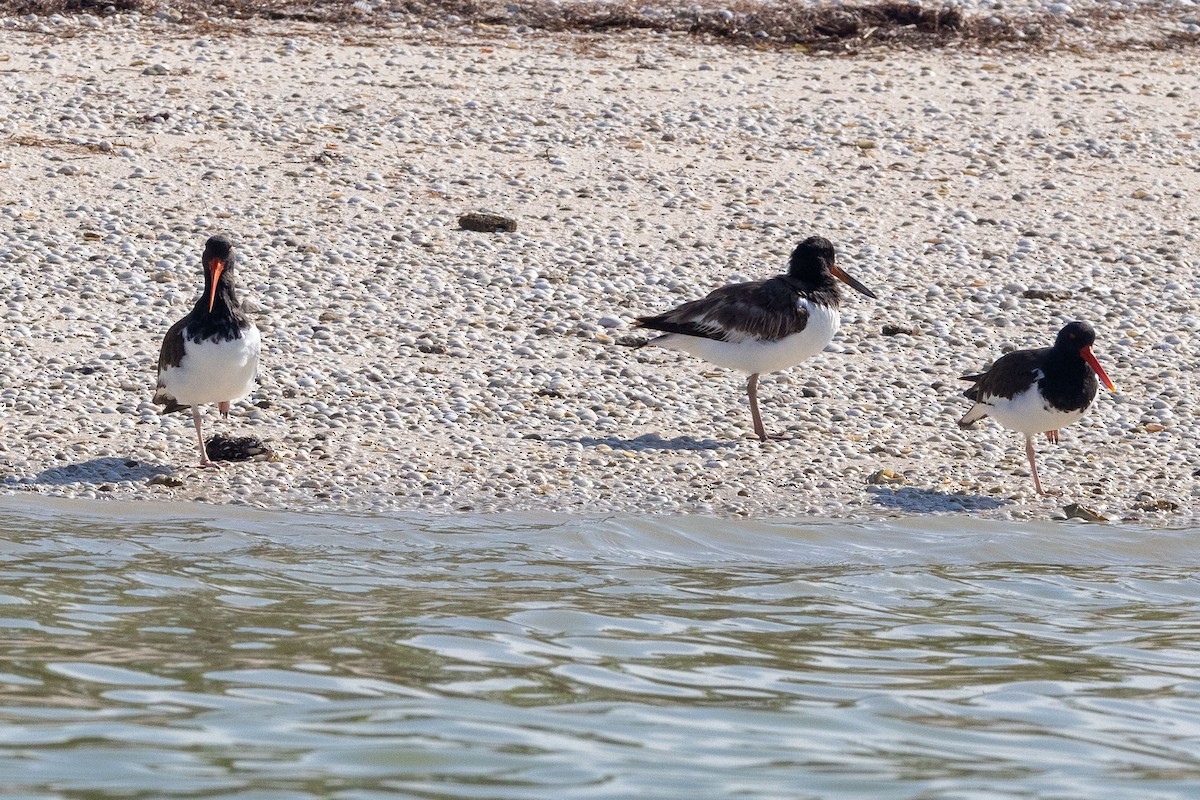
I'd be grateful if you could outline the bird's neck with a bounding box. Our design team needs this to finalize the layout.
[185,282,248,344]
[1039,348,1096,408]
[197,281,241,318]
[783,274,840,307]
[1044,346,1087,374]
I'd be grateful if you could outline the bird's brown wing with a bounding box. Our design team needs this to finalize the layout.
[153,318,190,414]
[636,277,808,343]
[957,348,1048,427]
[961,348,1046,402]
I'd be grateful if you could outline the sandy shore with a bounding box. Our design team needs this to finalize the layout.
[0,14,1196,523]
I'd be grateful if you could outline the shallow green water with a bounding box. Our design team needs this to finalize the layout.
[2,497,1199,799]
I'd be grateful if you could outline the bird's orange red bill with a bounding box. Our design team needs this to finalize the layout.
[1081,346,1116,392]
[207,258,225,312]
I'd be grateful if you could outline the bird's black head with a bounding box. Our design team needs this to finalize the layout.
[1055,320,1115,391]
[1055,320,1096,350]
[787,236,837,281]
[201,235,236,313]
[787,235,876,299]
[203,235,234,270]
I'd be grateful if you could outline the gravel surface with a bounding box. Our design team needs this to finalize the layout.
[0,14,1196,524]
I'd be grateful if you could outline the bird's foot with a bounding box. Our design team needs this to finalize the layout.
[198,460,223,470]
[218,401,231,419]
[1044,430,1060,444]
[751,425,790,442]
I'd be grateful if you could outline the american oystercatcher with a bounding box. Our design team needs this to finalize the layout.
[154,235,261,468]
[633,236,876,441]
[958,320,1116,496]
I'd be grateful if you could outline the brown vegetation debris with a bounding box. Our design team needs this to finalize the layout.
[0,0,1196,52]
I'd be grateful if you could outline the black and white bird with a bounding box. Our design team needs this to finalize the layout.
[633,236,876,441]
[958,321,1116,496]
[153,235,261,468]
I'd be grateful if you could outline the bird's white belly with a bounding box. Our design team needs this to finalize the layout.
[984,384,1087,435]
[657,301,840,375]
[161,326,260,405]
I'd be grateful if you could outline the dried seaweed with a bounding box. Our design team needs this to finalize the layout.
[0,0,1195,52]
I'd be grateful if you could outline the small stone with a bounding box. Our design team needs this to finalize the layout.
[882,324,917,336]
[867,468,905,485]
[458,212,517,233]
[1022,288,1073,301]
[1132,497,1178,512]
[149,474,185,488]
[1063,503,1107,523]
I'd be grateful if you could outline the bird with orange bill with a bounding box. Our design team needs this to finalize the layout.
[958,321,1116,496]
[153,235,260,468]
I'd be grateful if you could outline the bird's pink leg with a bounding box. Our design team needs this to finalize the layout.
[746,374,789,442]
[1045,430,1060,444]
[747,374,765,441]
[194,406,220,470]
[747,373,775,441]
[218,401,230,419]
[1025,434,1046,496]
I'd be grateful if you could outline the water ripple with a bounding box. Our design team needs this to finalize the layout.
[1,496,1199,799]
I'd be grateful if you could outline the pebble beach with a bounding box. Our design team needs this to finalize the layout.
[0,8,1197,523]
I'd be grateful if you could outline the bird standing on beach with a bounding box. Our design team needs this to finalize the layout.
[633,236,876,441]
[958,320,1115,496]
[154,235,260,468]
